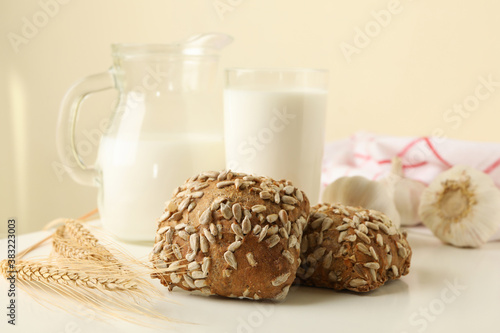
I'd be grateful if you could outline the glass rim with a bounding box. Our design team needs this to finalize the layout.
[226,67,329,74]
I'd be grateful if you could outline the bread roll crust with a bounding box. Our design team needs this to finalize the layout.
[150,171,310,300]
[297,203,411,292]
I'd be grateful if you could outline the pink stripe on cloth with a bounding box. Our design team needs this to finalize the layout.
[321,132,500,242]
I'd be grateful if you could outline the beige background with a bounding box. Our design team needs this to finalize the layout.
[1,0,499,235]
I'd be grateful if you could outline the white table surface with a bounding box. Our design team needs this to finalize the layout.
[1,225,499,333]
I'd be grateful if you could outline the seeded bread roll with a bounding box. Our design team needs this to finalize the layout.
[150,170,310,300]
[297,203,411,292]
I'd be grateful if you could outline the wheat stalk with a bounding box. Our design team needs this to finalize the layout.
[1,259,138,291]
[0,213,181,327]
[52,222,118,263]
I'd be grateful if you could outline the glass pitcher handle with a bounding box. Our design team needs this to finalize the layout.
[56,69,115,186]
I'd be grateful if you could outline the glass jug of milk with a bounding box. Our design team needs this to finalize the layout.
[57,33,232,241]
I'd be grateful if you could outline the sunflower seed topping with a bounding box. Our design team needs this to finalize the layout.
[170,273,181,283]
[364,262,380,269]
[200,235,209,253]
[217,180,235,188]
[246,252,257,267]
[185,225,196,234]
[178,197,191,213]
[358,223,368,234]
[279,227,289,239]
[152,240,164,254]
[345,234,357,242]
[356,243,371,256]
[274,192,280,204]
[165,228,174,244]
[190,234,199,253]
[272,272,291,286]
[232,203,242,222]
[157,225,170,235]
[338,231,347,243]
[281,195,297,205]
[165,261,181,272]
[201,171,219,179]
[184,275,196,289]
[384,254,392,269]
[209,223,217,236]
[355,230,371,244]
[187,251,197,262]
[228,240,242,252]
[284,185,294,194]
[379,223,390,235]
[398,246,408,259]
[391,265,399,277]
[278,210,288,226]
[221,202,233,219]
[231,223,244,238]
[203,228,216,244]
[258,225,269,242]
[169,212,183,221]
[369,246,379,261]
[224,250,237,269]
[166,201,177,212]
[259,191,272,200]
[365,221,379,230]
[289,235,298,248]
[311,217,324,230]
[172,244,182,260]
[252,205,267,213]
[266,214,278,223]
[282,250,294,264]
[199,208,212,225]
[193,183,209,191]
[349,278,368,287]
[253,224,262,235]
[301,237,308,253]
[242,216,252,235]
[323,251,333,269]
[191,270,206,280]
[336,224,350,231]
[282,204,295,211]
[267,225,279,236]
[267,234,281,248]
[313,247,326,260]
[202,257,211,274]
[178,230,189,241]
[376,233,384,247]
[194,279,207,288]
[321,218,334,231]
[188,262,200,271]
[328,271,337,282]
[217,170,229,181]
[295,189,304,202]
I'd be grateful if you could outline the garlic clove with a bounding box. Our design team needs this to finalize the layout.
[418,165,500,248]
[322,175,401,228]
[393,178,427,226]
[379,157,427,226]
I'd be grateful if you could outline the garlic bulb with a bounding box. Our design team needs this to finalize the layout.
[380,157,427,226]
[418,165,500,248]
[322,175,401,228]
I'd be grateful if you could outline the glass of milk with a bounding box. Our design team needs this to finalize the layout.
[224,68,329,204]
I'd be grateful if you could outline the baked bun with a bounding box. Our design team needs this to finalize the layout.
[297,203,411,292]
[150,170,310,300]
